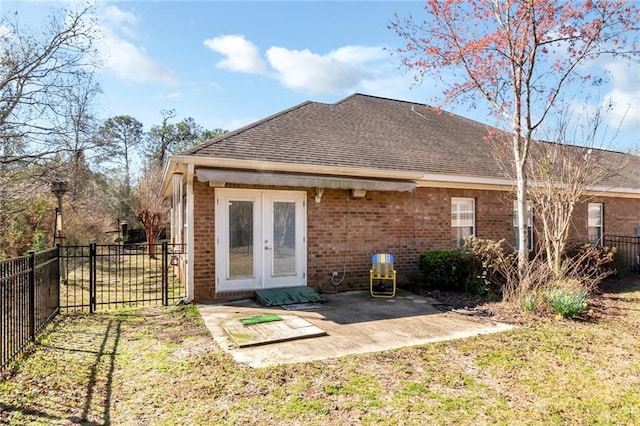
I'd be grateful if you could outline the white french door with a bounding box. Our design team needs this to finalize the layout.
[215,189,307,292]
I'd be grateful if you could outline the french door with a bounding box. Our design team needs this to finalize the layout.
[215,189,307,292]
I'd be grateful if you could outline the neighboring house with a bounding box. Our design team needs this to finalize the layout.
[161,94,640,302]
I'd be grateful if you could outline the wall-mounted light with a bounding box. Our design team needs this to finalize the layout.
[315,187,324,203]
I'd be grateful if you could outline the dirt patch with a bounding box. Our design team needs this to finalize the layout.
[413,275,640,325]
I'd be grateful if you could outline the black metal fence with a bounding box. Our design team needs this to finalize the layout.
[61,242,187,312]
[1,242,187,369]
[604,235,640,273]
[1,248,60,370]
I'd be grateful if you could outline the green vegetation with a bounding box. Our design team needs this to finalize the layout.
[545,289,588,319]
[1,279,639,425]
[417,249,469,291]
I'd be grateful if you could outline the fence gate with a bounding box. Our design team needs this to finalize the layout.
[61,242,186,312]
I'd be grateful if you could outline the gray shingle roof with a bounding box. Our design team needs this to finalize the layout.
[180,93,640,190]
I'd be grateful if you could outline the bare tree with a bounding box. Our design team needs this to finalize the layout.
[392,0,640,279]
[527,109,632,278]
[0,5,99,164]
[146,110,224,166]
[0,5,101,255]
[133,164,169,258]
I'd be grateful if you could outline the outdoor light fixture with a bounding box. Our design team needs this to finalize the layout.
[50,180,69,245]
[51,179,69,280]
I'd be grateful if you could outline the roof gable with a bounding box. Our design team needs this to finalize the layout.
[180,93,507,179]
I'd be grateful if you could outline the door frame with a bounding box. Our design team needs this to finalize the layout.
[215,188,307,292]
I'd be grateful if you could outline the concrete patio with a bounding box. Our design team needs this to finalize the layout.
[198,289,515,368]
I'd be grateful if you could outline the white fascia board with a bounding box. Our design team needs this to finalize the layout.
[586,187,640,198]
[418,173,514,191]
[168,155,424,181]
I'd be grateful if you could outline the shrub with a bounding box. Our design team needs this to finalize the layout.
[417,249,469,291]
[520,293,538,312]
[545,288,588,319]
[463,237,519,298]
[561,242,617,290]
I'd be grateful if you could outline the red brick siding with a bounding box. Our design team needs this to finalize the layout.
[192,181,215,301]
[190,183,640,302]
[568,198,640,241]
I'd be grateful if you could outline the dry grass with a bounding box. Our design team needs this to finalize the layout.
[1,277,639,425]
[60,246,185,311]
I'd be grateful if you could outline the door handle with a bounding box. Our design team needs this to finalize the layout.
[265,246,272,250]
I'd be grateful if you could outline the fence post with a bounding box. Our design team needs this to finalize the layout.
[28,251,36,342]
[55,245,61,314]
[162,241,169,306]
[89,243,96,313]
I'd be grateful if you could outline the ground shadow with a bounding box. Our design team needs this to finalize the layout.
[214,289,451,326]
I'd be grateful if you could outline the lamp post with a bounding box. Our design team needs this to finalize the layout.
[51,180,69,279]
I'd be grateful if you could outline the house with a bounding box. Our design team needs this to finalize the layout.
[161,94,640,302]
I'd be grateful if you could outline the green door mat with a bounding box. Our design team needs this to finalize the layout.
[240,314,283,325]
[255,286,324,307]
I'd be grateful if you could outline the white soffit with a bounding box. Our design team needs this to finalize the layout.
[195,169,417,192]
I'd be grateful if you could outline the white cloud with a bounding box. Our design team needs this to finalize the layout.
[97,6,178,85]
[203,35,387,94]
[328,45,387,64]
[203,35,267,74]
[601,61,640,129]
[155,92,182,99]
[266,47,372,94]
[103,5,137,27]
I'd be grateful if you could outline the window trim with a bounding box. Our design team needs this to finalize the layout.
[451,197,475,248]
[588,202,604,247]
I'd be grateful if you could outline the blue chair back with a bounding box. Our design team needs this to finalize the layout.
[372,253,394,265]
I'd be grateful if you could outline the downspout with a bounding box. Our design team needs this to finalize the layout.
[186,163,195,302]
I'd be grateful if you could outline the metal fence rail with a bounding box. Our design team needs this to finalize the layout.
[1,248,59,370]
[61,242,187,313]
[2,242,187,369]
[604,235,640,273]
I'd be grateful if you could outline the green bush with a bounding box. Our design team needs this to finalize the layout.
[417,249,469,291]
[545,289,588,319]
[520,293,538,312]
[463,237,516,297]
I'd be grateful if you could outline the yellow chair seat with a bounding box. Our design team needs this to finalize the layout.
[370,253,396,298]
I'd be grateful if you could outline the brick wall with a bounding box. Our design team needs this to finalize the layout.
[190,182,640,302]
[192,181,215,301]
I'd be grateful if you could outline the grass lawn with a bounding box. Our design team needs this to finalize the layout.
[1,278,639,425]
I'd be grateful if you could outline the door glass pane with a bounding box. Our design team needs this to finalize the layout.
[272,201,296,276]
[228,200,253,278]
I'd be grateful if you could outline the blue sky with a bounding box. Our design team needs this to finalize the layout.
[4,1,640,151]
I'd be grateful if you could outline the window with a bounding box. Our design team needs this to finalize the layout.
[451,197,475,248]
[513,200,533,251]
[588,203,603,246]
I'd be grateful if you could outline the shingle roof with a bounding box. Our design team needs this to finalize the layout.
[180,93,640,190]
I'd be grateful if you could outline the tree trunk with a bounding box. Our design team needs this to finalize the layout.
[147,227,157,259]
[514,135,529,281]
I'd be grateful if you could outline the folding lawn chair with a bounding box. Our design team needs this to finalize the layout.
[369,253,396,298]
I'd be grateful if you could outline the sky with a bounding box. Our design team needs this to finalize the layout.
[3,1,640,152]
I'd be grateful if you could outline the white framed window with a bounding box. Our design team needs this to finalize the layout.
[451,197,475,248]
[513,200,533,251]
[588,203,603,246]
